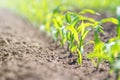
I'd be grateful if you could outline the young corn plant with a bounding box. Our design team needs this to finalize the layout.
[43,6,62,35]
[53,9,100,64]
[87,24,108,70]
[103,14,120,80]
[104,37,120,80]
[65,12,82,63]
[87,18,118,70]
[65,10,99,64]
[53,14,67,47]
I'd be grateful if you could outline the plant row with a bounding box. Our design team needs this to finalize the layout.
[42,9,120,80]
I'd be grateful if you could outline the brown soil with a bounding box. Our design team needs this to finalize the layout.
[0,9,116,80]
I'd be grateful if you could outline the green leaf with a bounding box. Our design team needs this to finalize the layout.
[84,17,96,23]
[59,27,67,46]
[65,12,71,24]
[81,21,85,36]
[66,32,71,40]
[68,12,78,17]
[53,18,61,29]
[45,13,53,32]
[66,26,79,43]
[82,30,90,40]
[78,16,96,23]
[77,23,93,33]
[101,18,119,24]
[71,45,77,52]
[116,25,120,38]
[77,49,82,64]
[79,9,99,15]
[71,16,79,27]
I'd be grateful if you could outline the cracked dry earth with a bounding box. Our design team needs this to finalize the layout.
[0,9,116,80]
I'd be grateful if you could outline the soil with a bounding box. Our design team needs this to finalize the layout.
[0,9,117,80]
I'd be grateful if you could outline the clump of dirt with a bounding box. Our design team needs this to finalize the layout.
[0,9,116,80]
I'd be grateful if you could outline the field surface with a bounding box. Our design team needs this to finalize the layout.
[0,9,116,80]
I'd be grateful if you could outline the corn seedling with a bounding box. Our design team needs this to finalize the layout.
[53,14,67,47]
[52,9,101,64]
[100,11,120,78]
[87,17,118,70]
[104,20,120,80]
[103,37,120,80]
[87,24,108,70]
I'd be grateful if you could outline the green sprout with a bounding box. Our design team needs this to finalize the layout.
[53,9,99,64]
[104,38,120,80]
[53,14,67,47]
[87,17,118,70]
[101,14,120,78]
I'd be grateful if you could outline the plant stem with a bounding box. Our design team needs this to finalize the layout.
[115,69,120,80]
[117,16,120,38]
[96,61,100,71]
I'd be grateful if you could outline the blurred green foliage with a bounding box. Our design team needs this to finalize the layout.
[0,0,120,25]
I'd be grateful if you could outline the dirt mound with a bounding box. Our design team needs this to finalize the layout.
[0,9,115,80]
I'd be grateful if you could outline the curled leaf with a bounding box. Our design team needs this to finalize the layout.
[101,18,119,24]
[79,9,100,15]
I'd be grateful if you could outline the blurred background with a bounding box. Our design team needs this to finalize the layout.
[0,0,120,25]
